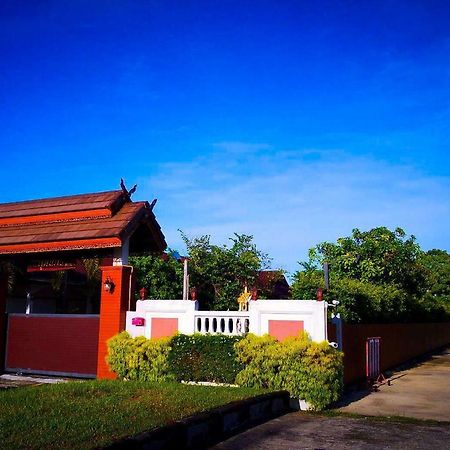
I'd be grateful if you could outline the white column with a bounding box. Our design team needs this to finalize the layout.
[113,238,129,266]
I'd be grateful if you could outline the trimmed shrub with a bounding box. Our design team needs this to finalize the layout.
[233,333,279,388]
[107,331,174,382]
[168,334,244,384]
[107,332,343,410]
[235,333,343,411]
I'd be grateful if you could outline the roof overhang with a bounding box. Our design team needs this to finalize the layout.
[0,189,166,257]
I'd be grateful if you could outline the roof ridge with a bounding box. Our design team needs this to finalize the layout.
[0,189,123,207]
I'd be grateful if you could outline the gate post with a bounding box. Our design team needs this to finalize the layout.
[97,265,132,379]
[0,273,8,372]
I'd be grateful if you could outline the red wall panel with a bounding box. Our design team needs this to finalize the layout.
[6,315,99,377]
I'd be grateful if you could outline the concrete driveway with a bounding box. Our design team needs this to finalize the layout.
[0,374,66,389]
[212,347,450,449]
[339,347,450,421]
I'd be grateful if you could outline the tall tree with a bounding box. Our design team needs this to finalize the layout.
[182,232,271,310]
[306,227,426,295]
[292,227,448,323]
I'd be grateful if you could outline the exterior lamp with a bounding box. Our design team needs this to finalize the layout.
[104,277,115,293]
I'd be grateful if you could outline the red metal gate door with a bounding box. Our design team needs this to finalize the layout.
[5,314,100,378]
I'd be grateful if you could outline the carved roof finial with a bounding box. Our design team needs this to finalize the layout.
[120,178,137,201]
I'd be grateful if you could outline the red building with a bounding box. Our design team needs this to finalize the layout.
[0,186,166,379]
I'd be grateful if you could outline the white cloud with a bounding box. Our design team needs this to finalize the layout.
[138,144,450,275]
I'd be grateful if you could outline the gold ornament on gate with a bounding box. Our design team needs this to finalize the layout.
[237,286,252,311]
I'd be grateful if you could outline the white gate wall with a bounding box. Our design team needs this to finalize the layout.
[126,299,328,342]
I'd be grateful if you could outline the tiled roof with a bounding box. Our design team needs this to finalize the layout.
[0,190,124,225]
[0,190,166,254]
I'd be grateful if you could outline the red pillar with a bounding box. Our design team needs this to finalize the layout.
[0,273,8,372]
[96,266,132,379]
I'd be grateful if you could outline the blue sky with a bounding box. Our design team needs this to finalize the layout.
[1,1,449,275]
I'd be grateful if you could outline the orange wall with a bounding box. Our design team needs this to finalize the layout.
[97,266,132,379]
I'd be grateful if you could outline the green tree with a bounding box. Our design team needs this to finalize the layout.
[418,249,450,316]
[130,252,184,300]
[292,227,448,323]
[306,227,426,295]
[182,232,271,310]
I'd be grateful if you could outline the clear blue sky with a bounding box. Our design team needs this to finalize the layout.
[1,1,449,274]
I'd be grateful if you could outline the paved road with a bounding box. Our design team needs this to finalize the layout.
[212,413,450,449]
[212,348,450,449]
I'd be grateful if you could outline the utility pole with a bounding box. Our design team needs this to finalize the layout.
[182,259,189,300]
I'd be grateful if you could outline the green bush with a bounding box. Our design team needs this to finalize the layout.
[107,332,343,410]
[168,334,244,384]
[235,333,343,411]
[107,332,244,384]
[107,331,174,382]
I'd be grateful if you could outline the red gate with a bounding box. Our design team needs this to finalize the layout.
[366,336,388,388]
[5,314,99,378]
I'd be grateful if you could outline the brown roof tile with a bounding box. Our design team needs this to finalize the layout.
[0,190,124,219]
[0,192,166,255]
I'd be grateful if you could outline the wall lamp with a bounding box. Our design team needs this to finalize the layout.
[104,277,115,293]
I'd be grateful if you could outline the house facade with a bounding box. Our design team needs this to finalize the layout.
[0,185,166,378]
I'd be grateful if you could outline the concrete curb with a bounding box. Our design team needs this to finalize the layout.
[102,391,291,450]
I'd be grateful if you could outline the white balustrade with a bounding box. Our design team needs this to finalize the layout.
[194,311,250,335]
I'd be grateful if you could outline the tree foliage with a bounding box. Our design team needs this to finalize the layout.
[292,227,450,323]
[129,252,183,300]
[420,250,450,302]
[181,232,271,310]
[306,227,426,294]
[130,233,271,310]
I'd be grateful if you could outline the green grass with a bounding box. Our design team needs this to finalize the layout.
[0,380,266,449]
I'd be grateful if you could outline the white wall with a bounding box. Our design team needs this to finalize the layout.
[126,299,328,343]
[126,300,198,338]
[248,299,328,342]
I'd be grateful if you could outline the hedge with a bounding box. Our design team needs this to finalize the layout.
[168,334,243,384]
[107,332,174,382]
[107,332,243,384]
[107,331,343,411]
[234,332,343,411]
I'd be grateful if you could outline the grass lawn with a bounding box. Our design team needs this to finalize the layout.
[0,380,266,450]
